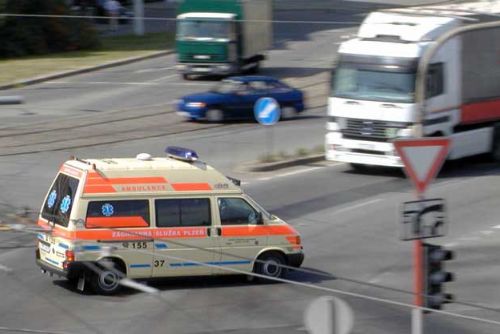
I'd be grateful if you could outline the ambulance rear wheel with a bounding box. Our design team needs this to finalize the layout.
[255,252,287,280]
[91,260,124,295]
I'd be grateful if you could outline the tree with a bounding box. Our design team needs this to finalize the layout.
[0,0,100,57]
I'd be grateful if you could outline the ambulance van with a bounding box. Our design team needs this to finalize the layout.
[36,147,304,294]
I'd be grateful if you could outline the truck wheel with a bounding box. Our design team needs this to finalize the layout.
[350,163,368,172]
[206,109,224,122]
[490,124,500,162]
[90,260,124,295]
[254,251,287,280]
[249,61,260,74]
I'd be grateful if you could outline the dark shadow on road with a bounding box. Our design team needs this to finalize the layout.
[53,266,335,297]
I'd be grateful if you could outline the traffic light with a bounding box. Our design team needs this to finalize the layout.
[423,243,454,310]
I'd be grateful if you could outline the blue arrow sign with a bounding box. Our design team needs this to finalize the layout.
[254,97,281,125]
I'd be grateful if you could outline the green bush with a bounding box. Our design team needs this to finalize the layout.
[0,0,100,58]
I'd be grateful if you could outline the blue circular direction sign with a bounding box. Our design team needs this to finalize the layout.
[254,97,281,125]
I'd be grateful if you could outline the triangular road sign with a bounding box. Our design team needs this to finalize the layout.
[394,138,450,194]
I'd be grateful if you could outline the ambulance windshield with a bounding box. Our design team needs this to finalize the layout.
[41,173,79,227]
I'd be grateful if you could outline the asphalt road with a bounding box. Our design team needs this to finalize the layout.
[2,1,500,334]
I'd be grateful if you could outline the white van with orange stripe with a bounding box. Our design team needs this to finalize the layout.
[36,147,304,294]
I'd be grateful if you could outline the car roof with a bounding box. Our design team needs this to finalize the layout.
[226,76,280,83]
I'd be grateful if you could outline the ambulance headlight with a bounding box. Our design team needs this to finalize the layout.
[166,146,199,162]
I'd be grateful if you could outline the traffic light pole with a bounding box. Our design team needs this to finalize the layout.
[412,239,424,334]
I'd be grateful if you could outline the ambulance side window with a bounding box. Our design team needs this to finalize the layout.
[218,198,259,225]
[155,198,211,227]
[86,200,150,228]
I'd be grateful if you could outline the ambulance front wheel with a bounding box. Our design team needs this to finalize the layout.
[254,251,287,281]
[90,259,124,295]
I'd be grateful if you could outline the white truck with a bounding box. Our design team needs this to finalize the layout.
[325,2,500,168]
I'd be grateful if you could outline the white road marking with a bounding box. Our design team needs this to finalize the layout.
[0,263,13,272]
[135,66,175,73]
[273,166,323,178]
[151,74,179,82]
[493,225,500,229]
[480,230,494,235]
[444,242,457,248]
[333,198,382,215]
[46,80,157,86]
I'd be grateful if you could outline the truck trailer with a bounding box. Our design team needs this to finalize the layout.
[325,1,500,168]
[175,0,272,79]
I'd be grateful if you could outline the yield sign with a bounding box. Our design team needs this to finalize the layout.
[394,138,450,194]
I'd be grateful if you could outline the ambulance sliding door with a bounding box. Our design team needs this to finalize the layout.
[152,198,218,277]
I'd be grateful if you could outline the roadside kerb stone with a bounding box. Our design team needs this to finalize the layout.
[0,50,173,91]
[241,154,325,172]
[0,96,24,105]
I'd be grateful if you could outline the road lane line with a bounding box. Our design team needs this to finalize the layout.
[46,81,158,86]
[152,74,179,82]
[135,66,175,73]
[274,166,323,178]
[0,263,12,272]
[333,198,382,215]
[493,225,500,229]
[480,230,494,235]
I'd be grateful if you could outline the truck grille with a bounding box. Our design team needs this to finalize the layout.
[341,119,407,142]
[186,53,225,62]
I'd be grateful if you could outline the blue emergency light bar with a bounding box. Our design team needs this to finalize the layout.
[165,146,199,162]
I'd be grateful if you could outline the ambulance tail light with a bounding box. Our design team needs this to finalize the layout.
[287,235,301,245]
[166,146,199,162]
[63,250,75,270]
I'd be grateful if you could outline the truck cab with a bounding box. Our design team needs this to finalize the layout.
[175,0,272,79]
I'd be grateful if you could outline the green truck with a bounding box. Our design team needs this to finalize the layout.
[175,0,272,79]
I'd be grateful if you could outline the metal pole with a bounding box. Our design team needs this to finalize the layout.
[133,0,145,36]
[412,239,424,334]
[412,23,500,333]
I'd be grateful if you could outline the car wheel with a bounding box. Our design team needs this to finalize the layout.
[254,252,287,280]
[280,106,297,120]
[206,109,224,123]
[90,260,123,295]
[182,74,191,80]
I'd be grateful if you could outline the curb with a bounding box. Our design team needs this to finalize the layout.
[0,50,173,91]
[242,154,325,172]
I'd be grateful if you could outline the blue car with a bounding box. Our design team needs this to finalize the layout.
[176,76,305,122]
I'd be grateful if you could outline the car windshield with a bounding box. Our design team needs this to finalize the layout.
[332,65,416,103]
[211,80,244,94]
[177,19,231,41]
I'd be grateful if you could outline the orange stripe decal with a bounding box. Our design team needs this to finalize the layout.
[86,176,168,185]
[83,184,116,193]
[86,216,149,228]
[221,225,298,237]
[60,165,84,178]
[171,183,212,191]
[73,227,207,241]
[461,99,500,125]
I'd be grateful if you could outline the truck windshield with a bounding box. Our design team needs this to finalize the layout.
[177,19,231,41]
[332,66,416,103]
[41,173,80,227]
